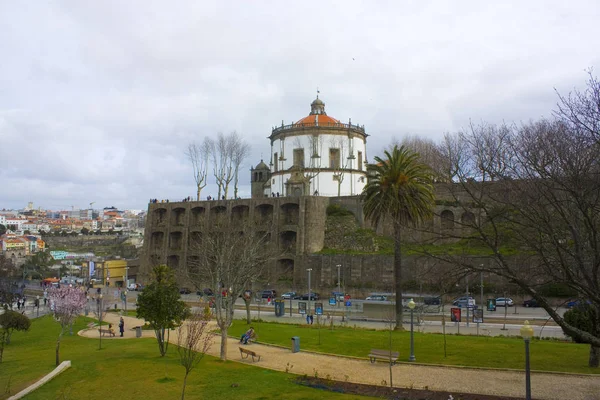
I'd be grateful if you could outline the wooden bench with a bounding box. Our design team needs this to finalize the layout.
[368,349,399,365]
[239,347,261,362]
[99,328,116,337]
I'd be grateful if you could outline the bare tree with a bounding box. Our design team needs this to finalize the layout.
[329,136,350,196]
[232,133,251,199]
[391,135,453,182]
[185,140,210,201]
[554,69,600,143]
[183,219,278,361]
[210,132,250,199]
[177,307,212,400]
[425,118,600,367]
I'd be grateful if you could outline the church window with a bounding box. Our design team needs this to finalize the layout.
[273,153,278,172]
[358,151,363,170]
[293,149,305,168]
[329,148,340,169]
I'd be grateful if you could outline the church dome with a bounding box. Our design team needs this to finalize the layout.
[295,95,340,126]
[255,160,269,170]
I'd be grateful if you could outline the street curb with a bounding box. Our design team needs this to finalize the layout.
[7,360,71,400]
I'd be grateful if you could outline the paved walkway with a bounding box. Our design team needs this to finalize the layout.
[79,313,600,400]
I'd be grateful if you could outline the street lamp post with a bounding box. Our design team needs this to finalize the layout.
[124,266,129,314]
[520,320,534,400]
[97,293,103,350]
[307,268,313,319]
[336,264,341,307]
[408,298,416,362]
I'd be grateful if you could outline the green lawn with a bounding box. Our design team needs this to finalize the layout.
[229,320,598,374]
[0,316,373,400]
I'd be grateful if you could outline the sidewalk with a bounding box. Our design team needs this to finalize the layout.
[78,313,600,400]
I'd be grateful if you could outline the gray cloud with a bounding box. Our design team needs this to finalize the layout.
[1,0,599,210]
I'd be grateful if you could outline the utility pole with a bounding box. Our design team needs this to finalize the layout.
[307,268,313,318]
[480,269,484,318]
[466,274,470,328]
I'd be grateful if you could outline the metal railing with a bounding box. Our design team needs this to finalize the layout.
[272,121,366,134]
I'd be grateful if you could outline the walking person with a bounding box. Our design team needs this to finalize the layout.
[119,317,125,337]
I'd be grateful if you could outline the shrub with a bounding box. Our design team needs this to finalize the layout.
[326,204,353,217]
[538,283,578,298]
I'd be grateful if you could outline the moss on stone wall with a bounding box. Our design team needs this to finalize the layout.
[322,215,379,253]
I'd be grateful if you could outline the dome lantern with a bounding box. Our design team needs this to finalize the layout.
[310,96,326,115]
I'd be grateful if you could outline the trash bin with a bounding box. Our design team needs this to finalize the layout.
[135,326,142,338]
[275,300,285,317]
[291,336,300,353]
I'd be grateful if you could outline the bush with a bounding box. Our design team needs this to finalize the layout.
[538,283,578,298]
[326,204,353,217]
[563,303,599,343]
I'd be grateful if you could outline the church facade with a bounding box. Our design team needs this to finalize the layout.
[251,96,369,198]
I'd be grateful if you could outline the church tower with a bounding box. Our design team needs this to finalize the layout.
[251,160,271,198]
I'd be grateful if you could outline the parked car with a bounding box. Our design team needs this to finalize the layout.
[261,289,277,299]
[523,299,539,307]
[331,291,345,301]
[281,291,296,299]
[495,297,514,307]
[424,296,441,305]
[365,295,387,301]
[452,296,475,308]
[298,293,320,300]
[128,283,142,291]
[179,287,192,294]
[566,299,592,308]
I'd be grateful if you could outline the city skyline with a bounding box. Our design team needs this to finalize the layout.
[1,1,599,210]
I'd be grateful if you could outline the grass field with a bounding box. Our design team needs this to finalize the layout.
[0,316,373,400]
[229,320,598,374]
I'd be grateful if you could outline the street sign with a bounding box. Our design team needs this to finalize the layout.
[329,297,336,306]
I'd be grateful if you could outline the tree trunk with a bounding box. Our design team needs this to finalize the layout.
[220,329,228,361]
[245,300,251,324]
[393,221,404,330]
[156,328,167,357]
[181,372,188,400]
[55,330,63,366]
[196,187,201,202]
[590,345,599,368]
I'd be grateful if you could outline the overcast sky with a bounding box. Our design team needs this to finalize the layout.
[1,1,599,212]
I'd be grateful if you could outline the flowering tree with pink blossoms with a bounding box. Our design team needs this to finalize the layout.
[48,286,87,366]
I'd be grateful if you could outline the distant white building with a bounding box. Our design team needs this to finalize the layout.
[251,95,369,198]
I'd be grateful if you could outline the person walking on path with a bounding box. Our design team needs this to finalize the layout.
[119,317,125,337]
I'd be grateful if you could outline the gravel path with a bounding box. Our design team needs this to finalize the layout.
[79,313,600,400]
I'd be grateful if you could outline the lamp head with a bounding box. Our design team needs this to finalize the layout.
[520,320,534,339]
[408,298,416,310]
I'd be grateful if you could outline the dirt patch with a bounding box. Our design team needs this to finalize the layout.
[295,376,523,400]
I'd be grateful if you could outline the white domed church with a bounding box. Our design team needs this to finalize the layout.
[251,95,369,198]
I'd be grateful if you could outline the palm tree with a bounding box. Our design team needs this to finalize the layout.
[362,145,435,330]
